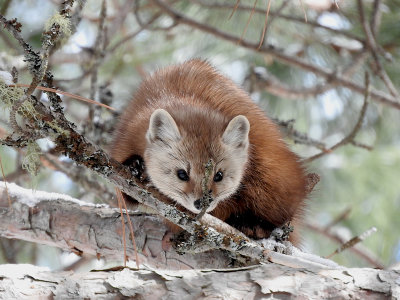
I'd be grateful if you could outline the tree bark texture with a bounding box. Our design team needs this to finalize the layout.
[0,263,399,299]
[0,181,245,270]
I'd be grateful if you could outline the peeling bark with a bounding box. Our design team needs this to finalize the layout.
[0,182,238,270]
[0,181,340,271]
[0,263,399,299]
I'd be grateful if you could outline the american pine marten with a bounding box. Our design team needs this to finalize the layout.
[111,59,308,244]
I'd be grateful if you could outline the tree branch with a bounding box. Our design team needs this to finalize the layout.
[0,181,337,271]
[0,181,234,269]
[0,263,398,299]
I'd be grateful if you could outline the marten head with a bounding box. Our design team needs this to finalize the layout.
[144,108,250,214]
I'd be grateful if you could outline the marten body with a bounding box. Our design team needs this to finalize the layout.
[112,60,307,242]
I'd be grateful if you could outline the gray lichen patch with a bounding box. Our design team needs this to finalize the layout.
[21,141,41,177]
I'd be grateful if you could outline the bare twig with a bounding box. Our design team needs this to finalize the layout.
[326,227,378,259]
[370,0,382,38]
[357,0,398,98]
[115,187,127,266]
[118,189,140,269]
[228,0,241,19]
[298,0,307,23]
[88,0,107,124]
[10,84,115,111]
[257,0,271,49]
[239,0,258,43]
[273,118,326,150]
[305,222,384,268]
[0,155,11,208]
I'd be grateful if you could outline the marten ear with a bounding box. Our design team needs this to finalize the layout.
[147,109,181,143]
[222,115,250,148]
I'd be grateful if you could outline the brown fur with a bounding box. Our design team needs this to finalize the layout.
[111,59,308,242]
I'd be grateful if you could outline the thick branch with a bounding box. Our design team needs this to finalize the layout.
[0,263,399,299]
[0,181,235,269]
[0,182,338,271]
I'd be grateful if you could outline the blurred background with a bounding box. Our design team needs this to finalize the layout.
[0,0,399,270]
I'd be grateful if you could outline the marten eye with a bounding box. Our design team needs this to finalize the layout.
[177,169,189,181]
[213,171,223,182]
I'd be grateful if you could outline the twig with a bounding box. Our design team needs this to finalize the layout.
[88,0,107,125]
[305,222,384,268]
[1,2,75,133]
[239,0,258,43]
[326,227,378,259]
[370,0,382,38]
[273,117,371,153]
[350,140,373,151]
[119,189,140,269]
[0,154,11,208]
[357,0,398,98]
[133,0,146,28]
[257,0,271,50]
[115,187,127,266]
[228,0,240,20]
[10,84,115,111]
[273,118,326,150]
[298,0,307,23]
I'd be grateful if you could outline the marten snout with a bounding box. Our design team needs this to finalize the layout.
[194,193,214,210]
[194,199,201,210]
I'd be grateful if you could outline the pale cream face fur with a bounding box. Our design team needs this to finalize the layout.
[144,109,250,214]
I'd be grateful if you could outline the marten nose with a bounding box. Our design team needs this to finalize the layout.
[194,199,201,210]
[194,190,213,210]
